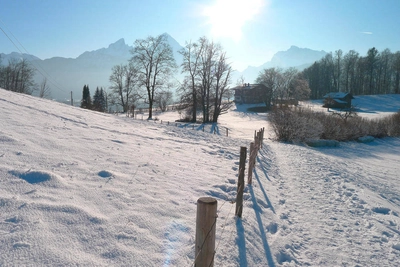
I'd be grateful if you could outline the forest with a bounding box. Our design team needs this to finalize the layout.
[301,48,400,99]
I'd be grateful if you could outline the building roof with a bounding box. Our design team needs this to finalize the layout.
[323,92,354,99]
[231,84,265,91]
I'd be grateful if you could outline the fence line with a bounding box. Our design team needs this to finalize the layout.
[192,126,265,265]
[126,112,231,137]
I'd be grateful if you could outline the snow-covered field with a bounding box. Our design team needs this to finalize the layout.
[1,89,400,266]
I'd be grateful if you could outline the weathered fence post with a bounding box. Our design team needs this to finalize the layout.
[195,197,218,267]
[226,128,228,137]
[236,146,247,218]
[248,142,255,185]
[254,132,259,153]
[257,131,262,149]
[261,127,265,143]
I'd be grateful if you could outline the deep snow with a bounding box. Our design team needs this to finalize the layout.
[1,89,400,266]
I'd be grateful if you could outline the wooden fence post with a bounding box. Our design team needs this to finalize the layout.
[248,142,255,185]
[236,146,247,218]
[254,133,259,153]
[195,197,218,267]
[226,128,228,137]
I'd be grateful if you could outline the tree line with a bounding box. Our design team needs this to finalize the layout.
[0,57,35,95]
[0,57,51,98]
[301,48,400,99]
[254,67,311,109]
[107,34,232,123]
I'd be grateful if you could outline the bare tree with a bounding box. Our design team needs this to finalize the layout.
[179,40,205,122]
[155,89,173,112]
[39,77,51,98]
[109,64,126,111]
[130,34,177,119]
[393,52,400,94]
[109,63,140,112]
[236,75,246,86]
[334,49,343,92]
[212,51,233,122]
[198,37,219,123]
[178,37,233,122]
[0,58,35,94]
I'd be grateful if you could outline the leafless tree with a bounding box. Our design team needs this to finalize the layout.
[0,58,35,94]
[212,51,232,122]
[155,89,173,112]
[236,75,246,86]
[130,34,177,119]
[179,40,204,122]
[109,63,140,112]
[39,77,51,98]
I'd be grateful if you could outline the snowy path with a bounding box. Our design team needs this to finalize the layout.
[247,139,400,266]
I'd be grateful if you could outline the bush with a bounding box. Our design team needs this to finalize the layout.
[387,110,400,136]
[269,107,323,142]
[269,107,400,143]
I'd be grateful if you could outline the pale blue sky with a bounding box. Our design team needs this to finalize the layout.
[1,0,399,71]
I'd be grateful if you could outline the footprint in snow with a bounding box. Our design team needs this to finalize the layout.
[98,170,113,178]
[371,207,391,215]
[9,170,51,184]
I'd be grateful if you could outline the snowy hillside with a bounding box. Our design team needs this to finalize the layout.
[1,89,400,266]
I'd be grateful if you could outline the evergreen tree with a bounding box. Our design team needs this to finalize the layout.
[81,85,92,109]
[99,87,106,112]
[92,87,106,112]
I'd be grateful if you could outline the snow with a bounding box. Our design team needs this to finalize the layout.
[1,89,400,266]
[303,94,400,119]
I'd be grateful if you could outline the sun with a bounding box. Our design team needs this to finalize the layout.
[203,0,265,41]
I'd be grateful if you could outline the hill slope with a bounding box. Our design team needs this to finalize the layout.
[1,89,400,266]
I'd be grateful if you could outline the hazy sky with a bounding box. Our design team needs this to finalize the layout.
[1,0,400,71]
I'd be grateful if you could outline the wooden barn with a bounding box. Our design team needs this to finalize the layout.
[232,83,267,104]
[323,92,354,109]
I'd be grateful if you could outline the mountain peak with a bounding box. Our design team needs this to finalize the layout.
[108,38,126,49]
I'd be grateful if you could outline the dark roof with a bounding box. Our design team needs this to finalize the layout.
[231,84,265,90]
[323,92,354,99]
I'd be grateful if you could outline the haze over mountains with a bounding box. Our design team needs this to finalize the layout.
[0,33,327,102]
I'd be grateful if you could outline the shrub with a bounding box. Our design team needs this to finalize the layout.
[269,107,400,143]
[269,107,323,142]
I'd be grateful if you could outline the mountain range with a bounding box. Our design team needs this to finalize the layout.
[1,33,327,102]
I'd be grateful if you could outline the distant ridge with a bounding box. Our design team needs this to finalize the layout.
[236,46,327,83]
[2,36,327,101]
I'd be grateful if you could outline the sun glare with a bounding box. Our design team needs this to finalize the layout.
[203,0,265,41]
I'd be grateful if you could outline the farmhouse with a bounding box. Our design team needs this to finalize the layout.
[323,92,354,109]
[232,83,267,104]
